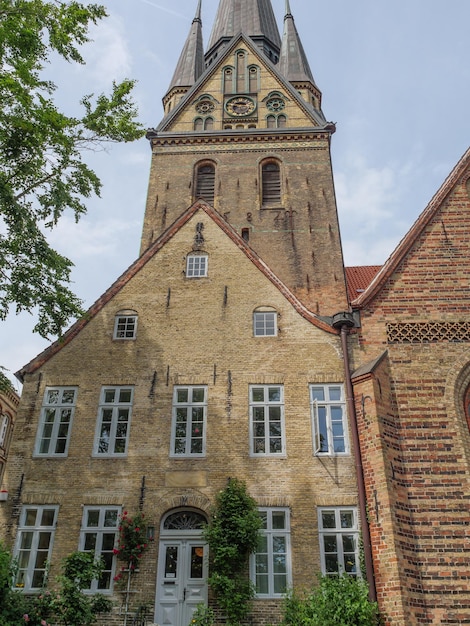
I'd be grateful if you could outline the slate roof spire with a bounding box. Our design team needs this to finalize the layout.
[166,0,204,93]
[205,0,281,66]
[279,0,323,112]
[279,0,315,83]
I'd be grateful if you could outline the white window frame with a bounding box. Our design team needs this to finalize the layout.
[79,506,121,592]
[249,385,285,456]
[171,386,207,457]
[186,254,208,278]
[310,384,349,456]
[14,505,59,591]
[93,386,134,457]
[318,507,360,576]
[0,413,9,448]
[113,314,138,340]
[251,507,291,597]
[253,310,277,337]
[34,387,77,457]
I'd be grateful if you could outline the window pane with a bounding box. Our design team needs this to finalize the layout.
[321,512,336,529]
[25,510,38,526]
[311,387,325,401]
[341,511,354,528]
[177,389,188,403]
[252,388,264,402]
[40,510,55,526]
[272,511,286,530]
[329,386,342,401]
[268,387,281,402]
[87,510,100,527]
[192,388,205,403]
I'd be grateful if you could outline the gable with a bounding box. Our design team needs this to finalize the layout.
[354,148,470,316]
[17,202,336,381]
[159,33,325,134]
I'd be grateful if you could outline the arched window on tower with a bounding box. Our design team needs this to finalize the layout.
[223,67,234,94]
[261,161,281,207]
[194,163,215,205]
[204,117,214,131]
[266,115,276,129]
[236,51,246,92]
[194,118,203,131]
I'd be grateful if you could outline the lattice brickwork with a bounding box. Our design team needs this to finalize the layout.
[387,321,470,343]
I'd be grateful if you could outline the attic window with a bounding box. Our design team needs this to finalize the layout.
[186,254,208,278]
[114,312,138,340]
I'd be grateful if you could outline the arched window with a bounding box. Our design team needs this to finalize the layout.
[278,114,287,128]
[162,510,207,531]
[236,51,246,92]
[204,117,214,131]
[195,163,215,204]
[223,67,234,94]
[266,115,276,129]
[249,66,259,93]
[194,118,203,131]
[261,161,281,207]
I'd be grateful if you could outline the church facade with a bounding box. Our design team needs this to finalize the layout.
[0,1,469,625]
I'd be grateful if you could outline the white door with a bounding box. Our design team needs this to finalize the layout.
[155,539,208,626]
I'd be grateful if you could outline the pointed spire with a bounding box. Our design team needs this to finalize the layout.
[167,0,204,91]
[279,0,315,84]
[206,0,281,64]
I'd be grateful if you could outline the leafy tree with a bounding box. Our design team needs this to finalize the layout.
[0,0,144,342]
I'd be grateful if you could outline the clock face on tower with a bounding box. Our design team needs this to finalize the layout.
[225,96,256,117]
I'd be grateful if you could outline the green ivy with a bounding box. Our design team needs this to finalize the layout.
[203,478,262,625]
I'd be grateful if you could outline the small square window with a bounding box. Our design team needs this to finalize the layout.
[186,255,208,278]
[254,311,277,337]
[114,315,137,340]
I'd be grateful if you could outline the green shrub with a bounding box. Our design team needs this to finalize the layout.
[282,575,379,626]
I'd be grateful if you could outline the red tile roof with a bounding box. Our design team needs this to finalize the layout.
[345,266,382,303]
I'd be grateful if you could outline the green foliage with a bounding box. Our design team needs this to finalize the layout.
[281,575,380,626]
[0,0,145,340]
[0,545,112,626]
[188,603,215,626]
[203,478,262,625]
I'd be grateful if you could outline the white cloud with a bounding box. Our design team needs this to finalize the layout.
[80,17,133,84]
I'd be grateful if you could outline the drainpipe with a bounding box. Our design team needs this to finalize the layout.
[332,312,377,603]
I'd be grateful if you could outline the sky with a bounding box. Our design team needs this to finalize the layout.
[1,0,470,389]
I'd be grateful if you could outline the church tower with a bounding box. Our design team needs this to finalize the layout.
[143,0,348,316]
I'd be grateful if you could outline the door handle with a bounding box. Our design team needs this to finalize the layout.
[183,587,186,601]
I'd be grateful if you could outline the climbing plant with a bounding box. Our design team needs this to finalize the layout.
[203,478,262,625]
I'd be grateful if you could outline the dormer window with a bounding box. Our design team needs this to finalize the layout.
[186,254,208,278]
[114,312,138,340]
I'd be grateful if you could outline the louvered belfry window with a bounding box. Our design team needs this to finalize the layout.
[195,163,215,204]
[262,161,281,206]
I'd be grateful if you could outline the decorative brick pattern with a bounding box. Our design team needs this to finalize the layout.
[387,321,470,343]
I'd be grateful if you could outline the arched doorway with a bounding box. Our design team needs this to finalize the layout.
[155,509,208,626]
